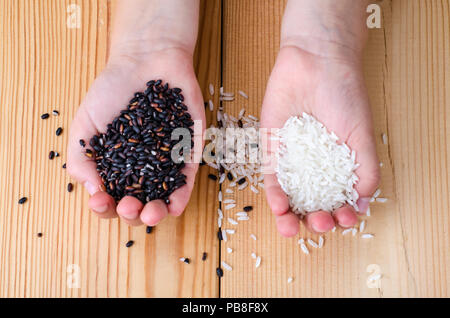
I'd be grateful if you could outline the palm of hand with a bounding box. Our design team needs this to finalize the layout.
[261,47,379,236]
[67,49,205,226]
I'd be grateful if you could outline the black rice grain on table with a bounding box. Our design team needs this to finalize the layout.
[216,267,223,277]
[41,113,50,119]
[146,226,153,234]
[125,240,134,248]
[56,127,63,136]
[67,183,74,192]
[84,80,193,204]
[18,197,28,204]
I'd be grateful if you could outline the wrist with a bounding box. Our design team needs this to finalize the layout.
[280,0,369,62]
[108,0,199,66]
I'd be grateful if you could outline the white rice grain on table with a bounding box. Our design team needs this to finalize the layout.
[238,90,249,99]
[222,261,232,271]
[307,239,318,248]
[209,83,214,96]
[361,234,374,239]
[376,198,388,203]
[300,243,310,255]
[225,203,236,210]
[255,256,261,268]
[227,247,233,253]
[227,217,238,225]
[208,99,214,111]
[318,236,324,248]
[250,234,257,241]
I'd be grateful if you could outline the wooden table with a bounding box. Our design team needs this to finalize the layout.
[0,0,449,298]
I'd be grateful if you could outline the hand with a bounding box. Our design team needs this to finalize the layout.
[67,48,205,226]
[261,46,380,237]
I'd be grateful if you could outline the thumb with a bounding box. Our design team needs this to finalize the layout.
[349,127,381,213]
[67,106,104,195]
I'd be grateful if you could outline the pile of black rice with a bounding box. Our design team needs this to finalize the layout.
[84,79,194,204]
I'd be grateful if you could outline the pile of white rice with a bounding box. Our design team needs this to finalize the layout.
[276,113,360,215]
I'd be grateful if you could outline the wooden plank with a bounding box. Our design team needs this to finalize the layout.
[0,0,221,297]
[388,0,450,297]
[220,0,449,297]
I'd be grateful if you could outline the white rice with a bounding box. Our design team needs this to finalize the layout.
[236,212,248,217]
[237,216,249,221]
[238,182,248,191]
[352,228,358,236]
[331,227,336,233]
[359,220,366,233]
[307,239,318,248]
[366,207,371,217]
[298,238,304,244]
[250,185,259,194]
[179,257,186,262]
[251,253,257,259]
[225,188,233,194]
[255,256,261,268]
[223,199,236,204]
[227,247,233,253]
[227,217,238,225]
[382,133,388,145]
[287,277,293,284]
[225,203,236,210]
[361,234,374,239]
[238,90,249,99]
[219,174,226,184]
[225,229,235,234]
[276,113,359,215]
[208,99,214,111]
[218,191,223,202]
[376,198,388,203]
[342,228,352,236]
[222,261,232,271]
[222,230,228,242]
[209,83,214,96]
[318,236,324,248]
[300,243,310,255]
[373,189,381,198]
[250,234,257,241]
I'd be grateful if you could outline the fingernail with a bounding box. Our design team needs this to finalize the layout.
[84,181,98,195]
[357,197,371,213]
[94,205,108,213]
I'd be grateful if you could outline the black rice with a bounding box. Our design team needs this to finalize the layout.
[52,110,59,116]
[18,197,27,204]
[217,230,223,241]
[86,80,193,204]
[37,233,43,237]
[125,240,134,248]
[202,252,207,261]
[237,178,246,185]
[62,163,66,169]
[183,258,190,264]
[41,113,49,119]
[67,183,74,192]
[227,172,233,181]
[146,226,153,234]
[56,127,63,136]
[243,206,253,212]
[79,139,86,147]
[49,151,55,160]
[216,267,223,277]
[208,174,218,181]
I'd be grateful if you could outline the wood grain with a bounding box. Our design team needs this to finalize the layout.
[219,0,449,297]
[0,0,449,298]
[0,0,221,297]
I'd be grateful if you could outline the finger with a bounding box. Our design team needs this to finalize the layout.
[116,196,144,226]
[348,126,380,214]
[275,212,300,237]
[263,174,290,216]
[303,211,335,233]
[140,200,169,226]
[67,106,104,195]
[332,205,358,228]
[167,163,196,216]
[88,191,118,219]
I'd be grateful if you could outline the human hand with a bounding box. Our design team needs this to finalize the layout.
[261,46,380,237]
[67,0,204,226]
